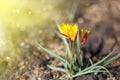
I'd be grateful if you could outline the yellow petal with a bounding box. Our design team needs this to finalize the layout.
[59,24,78,41]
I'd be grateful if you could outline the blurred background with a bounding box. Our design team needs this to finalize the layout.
[0,0,120,80]
[0,0,74,79]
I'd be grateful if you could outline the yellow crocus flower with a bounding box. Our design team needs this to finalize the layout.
[60,24,78,41]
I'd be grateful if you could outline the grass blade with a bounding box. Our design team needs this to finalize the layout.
[47,65,69,74]
[76,31,83,66]
[102,55,120,67]
[36,42,65,63]
[56,22,72,59]
[82,49,115,72]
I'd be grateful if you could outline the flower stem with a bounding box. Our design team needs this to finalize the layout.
[68,40,73,77]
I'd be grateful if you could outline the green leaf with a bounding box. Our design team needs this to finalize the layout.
[94,49,115,66]
[68,0,79,21]
[73,65,111,78]
[56,22,72,59]
[47,65,69,74]
[50,78,67,80]
[102,55,120,67]
[82,49,115,72]
[76,31,80,54]
[36,42,65,63]
[76,31,83,67]
[92,66,112,76]
[89,58,93,66]
[64,60,70,71]
[72,70,92,78]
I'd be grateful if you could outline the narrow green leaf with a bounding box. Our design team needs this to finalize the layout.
[94,70,108,75]
[69,0,79,21]
[50,78,67,80]
[82,49,115,72]
[102,55,120,66]
[94,49,115,66]
[92,66,112,76]
[60,34,72,58]
[89,58,93,66]
[64,60,70,70]
[47,65,69,74]
[56,22,72,59]
[36,42,65,63]
[76,31,83,67]
[72,70,93,78]
[76,31,80,54]
[73,67,111,78]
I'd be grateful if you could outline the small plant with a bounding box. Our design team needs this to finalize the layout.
[36,23,120,79]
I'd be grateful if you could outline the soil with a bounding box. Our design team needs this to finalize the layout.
[13,0,120,80]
